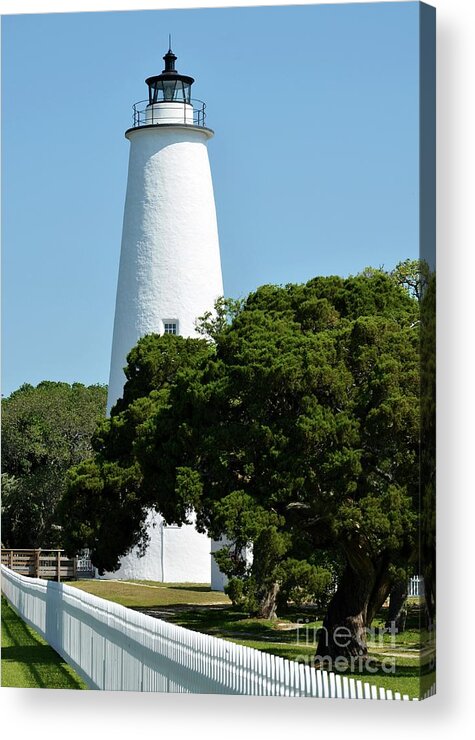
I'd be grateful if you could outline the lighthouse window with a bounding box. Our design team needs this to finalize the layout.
[164,322,178,335]
[162,80,177,101]
[150,80,191,104]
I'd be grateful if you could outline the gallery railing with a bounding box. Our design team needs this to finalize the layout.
[131,99,207,128]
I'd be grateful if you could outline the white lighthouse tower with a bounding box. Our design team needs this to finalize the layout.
[104,46,224,584]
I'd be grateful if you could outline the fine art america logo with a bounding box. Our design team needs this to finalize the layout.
[294,620,407,674]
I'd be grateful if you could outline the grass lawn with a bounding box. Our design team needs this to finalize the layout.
[66,580,435,699]
[65,579,231,608]
[1,596,88,690]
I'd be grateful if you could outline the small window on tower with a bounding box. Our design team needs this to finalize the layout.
[163,321,178,335]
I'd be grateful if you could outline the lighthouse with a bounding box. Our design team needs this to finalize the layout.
[104,46,224,584]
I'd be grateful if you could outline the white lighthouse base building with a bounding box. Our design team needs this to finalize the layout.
[100,511,211,583]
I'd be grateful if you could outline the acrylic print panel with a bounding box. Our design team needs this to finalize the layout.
[1,1,435,700]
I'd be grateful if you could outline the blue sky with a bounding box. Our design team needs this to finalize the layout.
[1,2,420,396]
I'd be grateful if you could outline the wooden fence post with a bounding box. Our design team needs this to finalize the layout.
[9,550,13,570]
[73,555,78,580]
[57,550,61,582]
[35,549,40,578]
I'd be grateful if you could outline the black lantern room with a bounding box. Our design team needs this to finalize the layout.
[145,47,194,106]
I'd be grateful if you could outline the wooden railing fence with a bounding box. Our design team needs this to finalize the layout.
[0,549,94,581]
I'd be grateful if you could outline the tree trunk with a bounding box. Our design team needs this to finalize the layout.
[367,566,392,626]
[385,580,408,633]
[423,559,436,627]
[316,563,371,664]
[315,547,391,665]
[258,581,280,619]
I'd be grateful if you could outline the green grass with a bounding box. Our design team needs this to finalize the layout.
[66,580,435,699]
[64,579,231,609]
[1,596,88,690]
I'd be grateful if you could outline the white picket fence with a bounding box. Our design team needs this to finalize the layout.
[408,575,425,597]
[1,565,434,699]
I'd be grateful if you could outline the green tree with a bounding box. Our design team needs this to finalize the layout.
[1,381,107,547]
[134,271,420,657]
[209,492,333,618]
[419,266,436,624]
[60,268,422,662]
[383,259,436,632]
[59,335,213,570]
[390,258,426,302]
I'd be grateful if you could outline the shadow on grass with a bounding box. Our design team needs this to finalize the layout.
[129,603,234,615]
[148,606,318,645]
[166,585,215,593]
[1,599,86,690]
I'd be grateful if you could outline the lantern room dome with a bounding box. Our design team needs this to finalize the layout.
[145,46,195,105]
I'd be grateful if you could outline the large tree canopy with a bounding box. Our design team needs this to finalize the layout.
[137,272,420,652]
[1,381,107,548]
[59,335,213,571]
[60,267,426,661]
